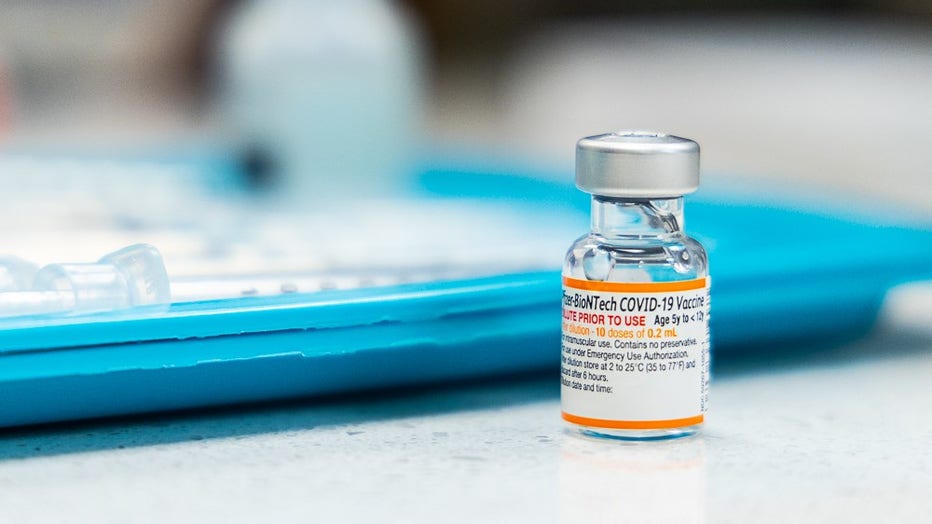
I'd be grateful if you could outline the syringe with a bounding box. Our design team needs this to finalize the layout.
[0,244,170,318]
[0,244,489,319]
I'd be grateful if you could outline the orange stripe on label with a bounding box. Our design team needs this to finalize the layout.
[562,276,707,293]
[562,412,704,430]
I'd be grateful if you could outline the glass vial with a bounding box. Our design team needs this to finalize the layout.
[561,132,710,440]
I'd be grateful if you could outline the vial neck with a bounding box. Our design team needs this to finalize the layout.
[590,196,685,240]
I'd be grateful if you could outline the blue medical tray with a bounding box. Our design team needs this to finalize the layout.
[0,156,929,428]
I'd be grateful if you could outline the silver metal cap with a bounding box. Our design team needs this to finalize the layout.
[575,131,700,198]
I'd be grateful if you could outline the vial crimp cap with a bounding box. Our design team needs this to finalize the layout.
[575,131,700,198]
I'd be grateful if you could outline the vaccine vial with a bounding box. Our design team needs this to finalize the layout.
[561,132,710,440]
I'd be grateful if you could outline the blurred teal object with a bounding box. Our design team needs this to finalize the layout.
[0,153,930,428]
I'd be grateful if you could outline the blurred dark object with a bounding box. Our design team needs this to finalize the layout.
[407,0,932,66]
[0,0,221,140]
[240,144,277,190]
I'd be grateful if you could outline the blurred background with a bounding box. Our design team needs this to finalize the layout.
[0,0,931,306]
[2,0,932,206]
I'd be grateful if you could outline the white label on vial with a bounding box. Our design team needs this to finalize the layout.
[561,276,710,429]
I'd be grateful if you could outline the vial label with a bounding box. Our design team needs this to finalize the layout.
[560,276,710,429]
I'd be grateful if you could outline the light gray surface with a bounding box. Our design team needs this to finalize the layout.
[0,310,930,523]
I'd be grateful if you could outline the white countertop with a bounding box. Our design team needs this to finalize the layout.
[0,303,929,523]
